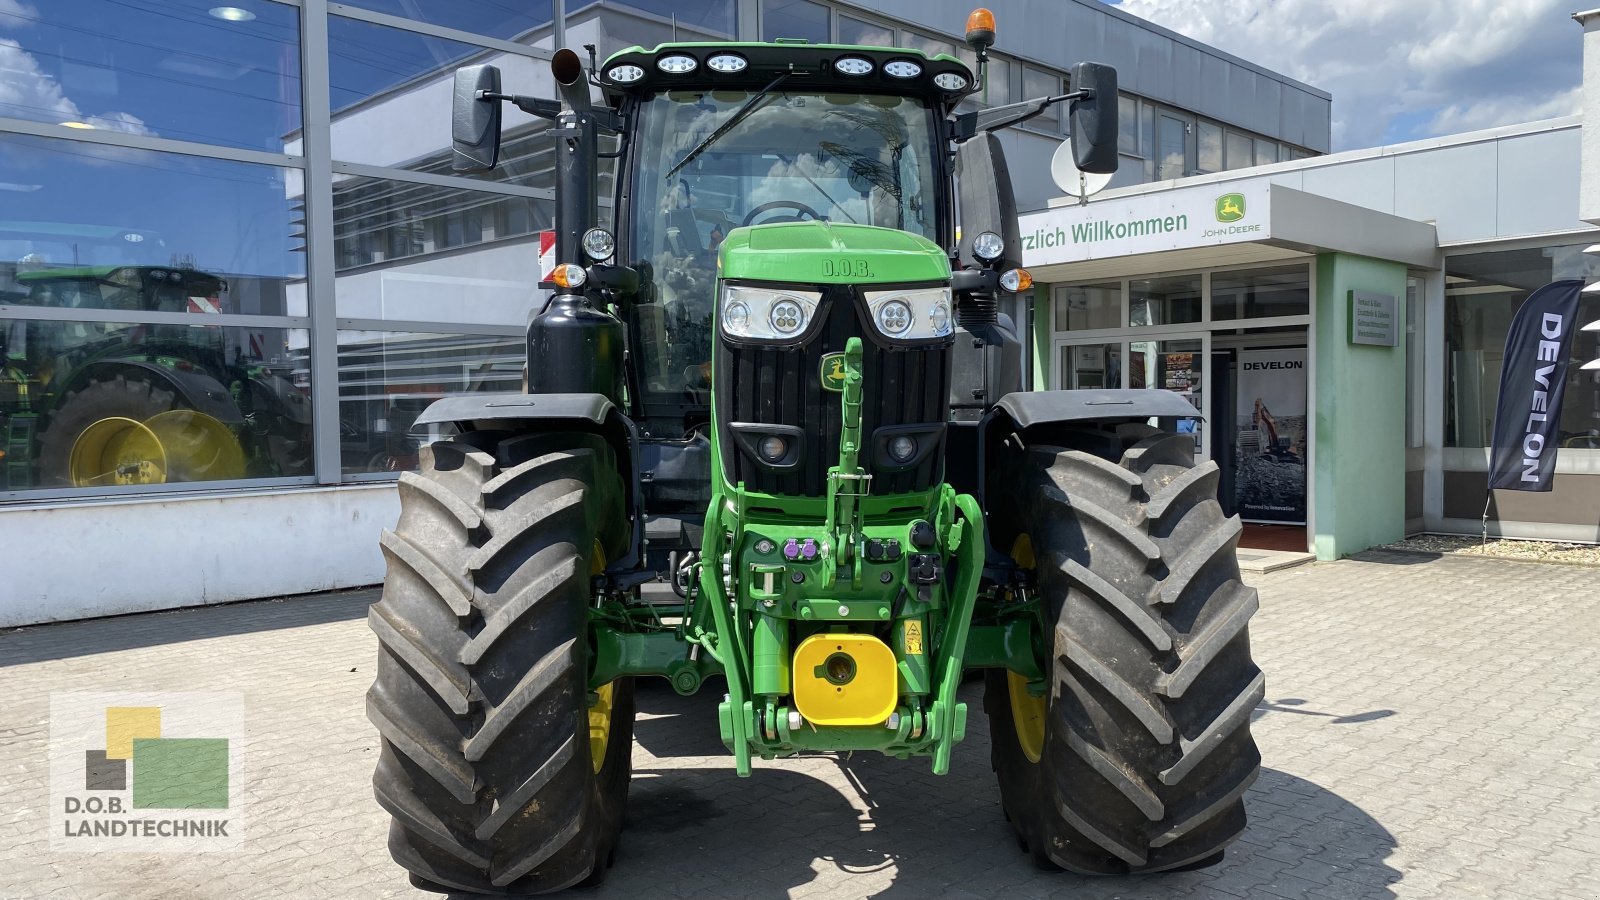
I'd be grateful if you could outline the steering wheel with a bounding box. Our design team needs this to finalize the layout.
[742,200,824,227]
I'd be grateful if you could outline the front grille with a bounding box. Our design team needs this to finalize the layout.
[716,286,951,497]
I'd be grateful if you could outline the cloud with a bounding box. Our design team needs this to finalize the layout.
[1112,0,1582,150]
[0,0,38,30]
[0,38,153,135]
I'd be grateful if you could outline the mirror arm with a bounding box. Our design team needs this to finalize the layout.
[480,91,561,119]
[952,90,1090,143]
[478,91,627,133]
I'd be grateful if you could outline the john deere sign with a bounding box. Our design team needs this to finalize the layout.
[1215,192,1245,222]
[1019,179,1271,266]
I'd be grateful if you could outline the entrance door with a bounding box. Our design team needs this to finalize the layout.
[1129,334,1209,463]
[1211,332,1309,528]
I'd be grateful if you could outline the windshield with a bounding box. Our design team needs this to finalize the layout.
[627,89,941,408]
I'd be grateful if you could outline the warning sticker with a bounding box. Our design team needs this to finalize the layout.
[903,620,923,655]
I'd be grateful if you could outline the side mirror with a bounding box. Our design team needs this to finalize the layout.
[954,132,1021,272]
[1069,62,1118,175]
[452,64,502,173]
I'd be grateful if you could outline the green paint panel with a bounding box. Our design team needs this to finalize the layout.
[1030,284,1051,390]
[719,221,949,284]
[131,738,229,810]
[1313,253,1408,560]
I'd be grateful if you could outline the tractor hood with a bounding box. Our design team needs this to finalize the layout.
[718,221,949,285]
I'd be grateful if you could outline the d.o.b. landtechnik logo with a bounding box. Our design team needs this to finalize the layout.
[50,692,244,851]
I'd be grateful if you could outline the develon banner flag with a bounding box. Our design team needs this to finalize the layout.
[1487,279,1584,491]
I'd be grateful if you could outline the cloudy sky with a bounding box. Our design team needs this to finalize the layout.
[1108,0,1584,151]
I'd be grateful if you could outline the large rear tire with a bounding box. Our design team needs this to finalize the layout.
[985,432,1264,874]
[38,374,178,485]
[368,432,633,895]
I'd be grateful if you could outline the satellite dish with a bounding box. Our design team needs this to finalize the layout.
[1051,141,1112,202]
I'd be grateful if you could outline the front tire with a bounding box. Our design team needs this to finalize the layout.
[367,432,633,895]
[986,432,1264,874]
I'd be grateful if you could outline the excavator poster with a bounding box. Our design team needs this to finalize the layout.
[1234,348,1307,523]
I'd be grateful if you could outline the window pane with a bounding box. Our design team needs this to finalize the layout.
[838,15,894,47]
[1210,265,1310,321]
[1444,243,1600,447]
[1022,67,1060,127]
[0,319,311,491]
[611,2,738,37]
[333,175,552,327]
[1129,338,1204,459]
[1197,121,1223,173]
[1225,130,1253,169]
[327,15,562,189]
[984,57,1015,106]
[905,32,956,60]
[1157,114,1187,180]
[0,0,301,152]
[1130,273,1201,326]
[1117,94,1138,154]
[0,133,304,315]
[1255,138,1278,165]
[1060,343,1121,389]
[761,0,828,43]
[1054,283,1121,331]
[337,331,522,474]
[335,1,554,41]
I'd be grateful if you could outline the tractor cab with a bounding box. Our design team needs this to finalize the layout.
[599,44,969,428]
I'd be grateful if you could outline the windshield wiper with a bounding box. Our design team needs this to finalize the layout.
[667,70,793,179]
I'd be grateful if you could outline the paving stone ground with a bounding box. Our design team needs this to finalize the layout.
[2,549,1598,899]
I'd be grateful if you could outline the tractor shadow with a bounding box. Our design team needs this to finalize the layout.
[0,587,375,666]
[604,679,1401,898]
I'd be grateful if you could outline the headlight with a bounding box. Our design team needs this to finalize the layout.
[707,53,748,73]
[607,64,644,83]
[876,299,913,336]
[834,56,874,76]
[759,435,788,462]
[972,231,1005,263]
[657,54,697,74]
[720,284,820,341]
[581,228,615,261]
[864,287,954,340]
[884,60,922,79]
[933,72,968,91]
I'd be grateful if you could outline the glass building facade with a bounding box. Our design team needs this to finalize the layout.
[0,0,1326,500]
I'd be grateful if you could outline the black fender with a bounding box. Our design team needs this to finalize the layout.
[991,388,1201,431]
[974,388,1204,572]
[247,372,312,427]
[413,392,645,581]
[60,360,245,425]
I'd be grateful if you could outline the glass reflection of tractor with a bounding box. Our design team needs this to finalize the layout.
[365,10,1264,894]
[0,265,311,489]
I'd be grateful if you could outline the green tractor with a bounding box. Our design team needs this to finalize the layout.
[0,265,311,489]
[367,10,1263,893]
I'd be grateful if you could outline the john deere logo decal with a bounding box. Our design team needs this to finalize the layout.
[1215,193,1246,223]
[820,352,847,392]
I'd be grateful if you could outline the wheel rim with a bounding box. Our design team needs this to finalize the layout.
[1008,534,1047,764]
[144,410,245,481]
[69,417,167,486]
[588,540,613,774]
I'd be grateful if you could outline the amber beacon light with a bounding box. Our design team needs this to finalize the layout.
[965,8,996,52]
